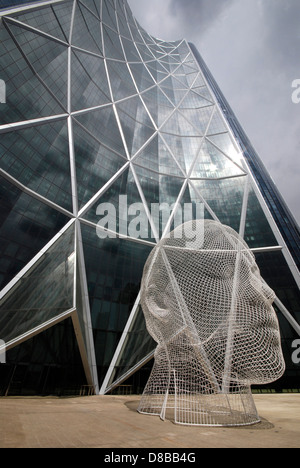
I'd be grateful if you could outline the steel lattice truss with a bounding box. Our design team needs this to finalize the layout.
[138,220,285,426]
[0,0,298,395]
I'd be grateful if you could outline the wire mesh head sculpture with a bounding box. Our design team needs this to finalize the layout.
[138,220,285,426]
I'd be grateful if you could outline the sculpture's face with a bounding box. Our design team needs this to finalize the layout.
[141,220,285,385]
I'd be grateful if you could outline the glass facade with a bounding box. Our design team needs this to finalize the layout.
[0,0,299,396]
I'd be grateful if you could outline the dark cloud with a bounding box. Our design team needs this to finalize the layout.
[251,0,300,74]
[169,0,235,35]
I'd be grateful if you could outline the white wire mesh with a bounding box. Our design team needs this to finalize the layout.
[138,220,285,426]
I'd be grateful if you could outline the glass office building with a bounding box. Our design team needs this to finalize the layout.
[0,0,299,396]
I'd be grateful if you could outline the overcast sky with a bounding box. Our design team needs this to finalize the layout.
[128,0,300,225]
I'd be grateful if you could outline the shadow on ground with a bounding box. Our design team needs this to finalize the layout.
[125,399,274,430]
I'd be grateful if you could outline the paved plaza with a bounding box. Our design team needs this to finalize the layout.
[0,394,299,448]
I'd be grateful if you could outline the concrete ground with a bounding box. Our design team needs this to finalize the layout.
[0,394,299,448]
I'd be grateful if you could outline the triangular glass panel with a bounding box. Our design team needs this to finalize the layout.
[132,135,159,173]
[80,0,100,19]
[179,90,214,110]
[176,106,214,136]
[105,303,156,390]
[161,108,209,137]
[183,54,197,63]
[128,63,155,92]
[207,133,243,166]
[161,133,204,175]
[173,63,190,76]
[169,53,182,64]
[148,44,165,56]
[157,70,172,85]
[167,181,213,237]
[161,86,177,107]
[159,85,181,107]
[134,21,150,41]
[75,249,88,349]
[72,119,127,209]
[12,4,68,42]
[192,85,214,104]
[127,25,144,48]
[244,187,279,249]
[141,87,174,127]
[115,96,156,157]
[135,42,155,61]
[74,229,95,362]
[0,119,72,212]
[188,182,216,222]
[146,60,169,81]
[172,73,190,89]
[102,24,124,60]
[0,223,75,345]
[71,2,102,55]
[189,73,206,88]
[3,316,89,396]
[207,108,228,135]
[157,60,172,75]
[160,76,175,90]
[106,60,137,101]
[159,109,182,135]
[133,134,185,178]
[101,0,118,31]
[74,105,126,159]
[8,22,68,109]
[122,37,142,62]
[182,62,200,74]
[51,0,75,42]
[117,9,133,40]
[172,89,192,107]
[71,49,111,111]
[83,167,156,242]
[185,71,202,88]
[171,75,190,90]
[191,176,246,234]
[105,0,116,11]
[0,24,65,124]
[190,139,246,179]
[133,164,185,239]
[80,222,153,388]
[0,175,71,292]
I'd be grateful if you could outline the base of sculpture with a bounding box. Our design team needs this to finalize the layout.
[138,388,260,427]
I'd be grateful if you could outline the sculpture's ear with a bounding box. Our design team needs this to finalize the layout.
[149,307,170,322]
[143,284,169,321]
